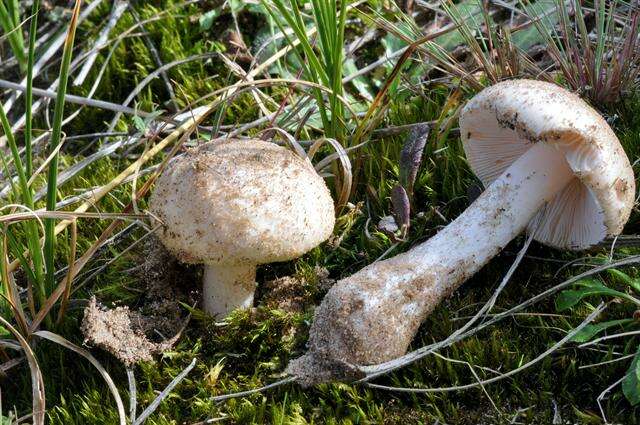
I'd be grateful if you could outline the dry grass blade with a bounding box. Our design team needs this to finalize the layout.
[132,358,197,425]
[258,127,308,159]
[366,303,606,393]
[55,219,77,325]
[0,356,24,374]
[210,376,297,402]
[308,138,353,208]
[73,0,128,86]
[1,231,29,336]
[0,211,147,225]
[33,331,126,425]
[0,316,45,425]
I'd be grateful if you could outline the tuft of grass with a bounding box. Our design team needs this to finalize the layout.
[0,2,132,424]
[262,0,349,140]
[532,0,640,106]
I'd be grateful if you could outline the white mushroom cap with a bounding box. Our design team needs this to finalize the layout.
[460,79,635,249]
[150,138,335,266]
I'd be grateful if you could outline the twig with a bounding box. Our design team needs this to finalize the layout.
[597,375,626,424]
[210,376,297,403]
[64,131,128,141]
[578,330,640,348]
[73,0,128,86]
[578,353,636,370]
[127,368,137,423]
[133,358,197,425]
[365,304,605,393]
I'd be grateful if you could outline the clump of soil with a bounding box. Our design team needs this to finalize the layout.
[81,298,177,365]
[315,267,336,293]
[259,266,335,313]
[81,236,200,365]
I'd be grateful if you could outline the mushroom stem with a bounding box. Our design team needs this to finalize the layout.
[290,143,575,380]
[203,264,256,317]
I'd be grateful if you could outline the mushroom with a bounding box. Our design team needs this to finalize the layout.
[149,139,335,318]
[287,79,635,385]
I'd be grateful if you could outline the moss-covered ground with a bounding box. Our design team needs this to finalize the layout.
[2,1,640,423]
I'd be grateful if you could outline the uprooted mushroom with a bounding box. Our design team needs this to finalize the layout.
[287,79,636,386]
[149,138,335,318]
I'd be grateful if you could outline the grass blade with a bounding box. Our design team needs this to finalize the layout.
[0,317,45,425]
[44,0,83,292]
[34,331,126,425]
[0,1,26,71]
[132,358,197,425]
[24,0,41,178]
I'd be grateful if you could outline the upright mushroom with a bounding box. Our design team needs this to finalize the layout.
[288,79,635,385]
[150,139,335,318]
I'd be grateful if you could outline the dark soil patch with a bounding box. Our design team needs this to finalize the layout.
[259,266,335,313]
